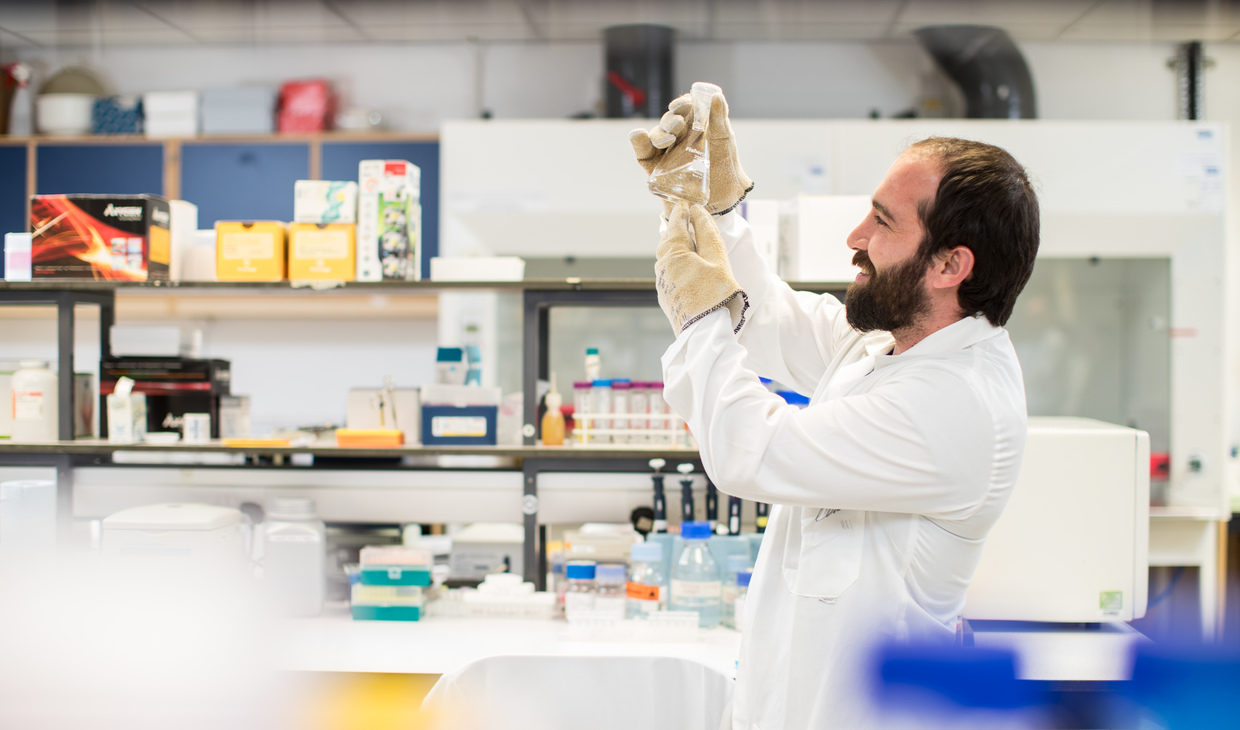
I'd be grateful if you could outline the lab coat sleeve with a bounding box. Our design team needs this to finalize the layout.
[663,210,854,397]
[663,310,996,521]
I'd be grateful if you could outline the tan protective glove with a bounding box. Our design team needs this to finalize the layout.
[656,202,749,335]
[630,89,754,215]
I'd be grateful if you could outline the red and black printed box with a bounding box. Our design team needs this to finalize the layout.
[100,357,231,438]
[30,194,171,281]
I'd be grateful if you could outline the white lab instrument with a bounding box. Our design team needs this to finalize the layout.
[964,418,1149,623]
[449,522,524,579]
[101,503,248,571]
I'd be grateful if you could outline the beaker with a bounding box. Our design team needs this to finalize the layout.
[647,82,721,205]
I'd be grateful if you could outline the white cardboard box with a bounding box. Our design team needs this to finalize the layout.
[430,256,524,282]
[357,160,421,281]
[294,180,359,224]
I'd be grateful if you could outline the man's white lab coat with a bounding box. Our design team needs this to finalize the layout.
[660,212,1028,729]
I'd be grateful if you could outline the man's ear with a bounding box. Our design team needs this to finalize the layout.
[931,246,974,290]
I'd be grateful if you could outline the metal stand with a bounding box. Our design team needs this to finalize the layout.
[0,288,115,440]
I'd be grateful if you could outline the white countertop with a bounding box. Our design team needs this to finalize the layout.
[278,610,1145,684]
[276,607,744,678]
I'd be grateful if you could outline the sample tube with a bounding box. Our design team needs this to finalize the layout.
[630,382,650,445]
[592,379,613,444]
[612,379,631,444]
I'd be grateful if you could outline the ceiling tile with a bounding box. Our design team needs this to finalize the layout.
[1077,0,1240,26]
[332,0,528,27]
[712,21,892,41]
[713,0,904,24]
[361,22,537,42]
[136,0,351,29]
[899,0,1094,26]
[16,26,197,46]
[0,24,41,47]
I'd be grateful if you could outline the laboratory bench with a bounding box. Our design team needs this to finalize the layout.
[276,611,1144,684]
[277,609,744,679]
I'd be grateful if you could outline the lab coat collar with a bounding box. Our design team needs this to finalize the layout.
[874,315,1001,367]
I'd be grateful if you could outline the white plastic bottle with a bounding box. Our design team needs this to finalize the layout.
[11,360,58,443]
[584,347,601,383]
[263,497,327,617]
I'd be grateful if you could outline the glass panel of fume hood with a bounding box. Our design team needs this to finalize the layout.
[549,308,675,387]
[1005,258,1170,454]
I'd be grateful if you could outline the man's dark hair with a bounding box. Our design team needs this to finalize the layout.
[907,137,1040,327]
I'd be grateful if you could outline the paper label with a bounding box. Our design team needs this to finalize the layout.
[626,582,660,602]
[222,232,275,260]
[432,416,488,438]
[294,230,349,260]
[671,579,721,599]
[13,390,43,420]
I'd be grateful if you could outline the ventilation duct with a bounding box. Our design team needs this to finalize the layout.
[603,24,675,119]
[914,25,1037,119]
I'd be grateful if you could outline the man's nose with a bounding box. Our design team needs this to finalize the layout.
[846,220,867,252]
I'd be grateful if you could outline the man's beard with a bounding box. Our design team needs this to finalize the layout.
[844,249,932,333]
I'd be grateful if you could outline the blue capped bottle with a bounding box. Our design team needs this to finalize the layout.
[670,520,722,627]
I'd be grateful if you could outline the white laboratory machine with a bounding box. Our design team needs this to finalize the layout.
[964,418,1149,623]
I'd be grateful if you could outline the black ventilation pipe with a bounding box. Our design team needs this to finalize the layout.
[914,25,1037,119]
[604,24,675,119]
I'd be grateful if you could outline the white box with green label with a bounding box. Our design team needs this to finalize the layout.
[963,418,1150,623]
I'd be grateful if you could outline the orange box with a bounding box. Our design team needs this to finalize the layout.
[336,429,404,448]
[216,221,286,281]
[288,223,355,280]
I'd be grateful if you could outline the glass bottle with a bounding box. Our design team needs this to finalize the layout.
[626,541,666,619]
[593,564,627,619]
[670,520,722,628]
[564,560,596,617]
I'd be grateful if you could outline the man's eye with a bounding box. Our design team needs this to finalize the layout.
[874,215,889,228]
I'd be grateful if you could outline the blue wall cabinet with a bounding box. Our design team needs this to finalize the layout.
[181,141,310,225]
[35,143,163,196]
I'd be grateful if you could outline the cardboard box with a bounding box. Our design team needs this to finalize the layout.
[288,222,355,280]
[294,180,358,224]
[30,195,170,281]
[201,87,275,135]
[100,357,230,438]
[215,221,286,281]
[168,200,198,281]
[420,384,500,446]
[357,159,421,282]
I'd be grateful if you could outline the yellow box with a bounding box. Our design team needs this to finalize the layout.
[216,221,286,281]
[288,223,355,280]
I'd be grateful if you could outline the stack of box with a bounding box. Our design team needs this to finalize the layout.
[201,87,275,135]
[357,159,421,281]
[143,91,198,137]
[351,545,433,621]
[289,180,358,281]
[29,194,170,281]
[421,384,502,446]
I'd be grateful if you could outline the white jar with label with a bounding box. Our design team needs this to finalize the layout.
[11,360,57,443]
[263,497,326,617]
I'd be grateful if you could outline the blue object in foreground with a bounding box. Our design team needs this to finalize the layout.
[872,643,1038,712]
[1127,645,1240,729]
